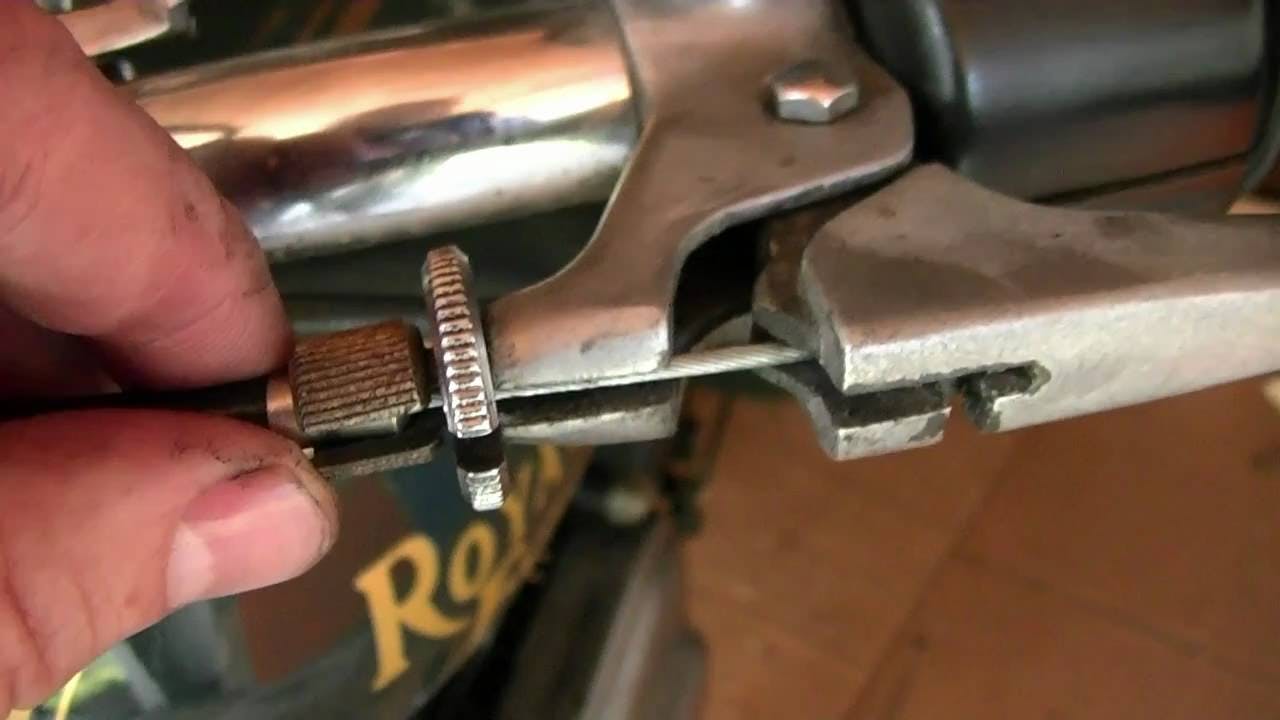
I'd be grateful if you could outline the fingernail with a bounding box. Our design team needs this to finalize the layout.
[167,461,338,608]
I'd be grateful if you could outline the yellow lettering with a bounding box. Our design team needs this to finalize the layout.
[446,522,497,604]
[530,445,565,513]
[538,445,565,485]
[53,671,82,720]
[357,446,568,694]
[7,711,31,720]
[354,534,468,691]
[464,450,562,644]
[499,462,531,550]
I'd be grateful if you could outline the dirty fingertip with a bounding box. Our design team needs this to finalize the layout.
[167,461,338,608]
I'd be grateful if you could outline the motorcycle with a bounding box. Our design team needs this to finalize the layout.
[13,0,1280,717]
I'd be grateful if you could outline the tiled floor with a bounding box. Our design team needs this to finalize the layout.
[685,378,1280,719]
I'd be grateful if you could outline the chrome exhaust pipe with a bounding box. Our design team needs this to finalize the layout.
[129,5,637,260]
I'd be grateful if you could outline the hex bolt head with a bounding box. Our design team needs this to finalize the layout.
[769,60,860,124]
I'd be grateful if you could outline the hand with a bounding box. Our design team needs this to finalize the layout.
[0,6,338,713]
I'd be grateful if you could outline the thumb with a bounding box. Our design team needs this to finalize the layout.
[0,411,338,713]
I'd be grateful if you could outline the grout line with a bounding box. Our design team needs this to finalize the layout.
[952,549,1280,689]
[836,450,1021,719]
[685,570,868,669]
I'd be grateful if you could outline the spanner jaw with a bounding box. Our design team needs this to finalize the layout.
[756,165,1280,460]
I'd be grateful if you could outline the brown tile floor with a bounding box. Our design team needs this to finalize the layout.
[685,377,1280,720]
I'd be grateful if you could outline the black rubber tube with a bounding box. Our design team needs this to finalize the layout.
[0,376,271,428]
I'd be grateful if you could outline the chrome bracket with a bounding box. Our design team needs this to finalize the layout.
[485,0,913,393]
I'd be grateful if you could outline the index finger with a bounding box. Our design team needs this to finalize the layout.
[0,4,290,388]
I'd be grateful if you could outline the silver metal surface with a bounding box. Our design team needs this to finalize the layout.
[755,363,950,461]
[422,245,508,510]
[486,0,914,392]
[788,165,1280,449]
[424,247,501,439]
[288,322,429,441]
[458,466,506,513]
[501,381,683,446]
[133,6,636,259]
[311,415,442,484]
[56,0,187,57]
[450,343,809,405]
[770,60,861,124]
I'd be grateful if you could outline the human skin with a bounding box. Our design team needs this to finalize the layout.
[0,4,339,713]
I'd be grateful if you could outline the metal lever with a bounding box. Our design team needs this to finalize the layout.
[756,165,1280,460]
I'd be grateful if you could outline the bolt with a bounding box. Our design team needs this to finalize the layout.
[769,60,860,124]
[457,464,508,512]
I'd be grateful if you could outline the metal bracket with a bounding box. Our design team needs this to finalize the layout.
[759,165,1280,459]
[755,362,950,460]
[501,381,683,447]
[486,0,913,392]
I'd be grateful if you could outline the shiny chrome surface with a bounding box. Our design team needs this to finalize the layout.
[56,0,188,57]
[769,60,861,124]
[134,5,636,259]
[422,245,509,511]
[424,247,501,440]
[486,0,914,392]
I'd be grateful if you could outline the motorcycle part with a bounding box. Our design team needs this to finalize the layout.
[756,165,1280,459]
[97,0,1272,260]
[129,6,636,260]
[287,322,431,442]
[769,60,861,124]
[851,0,1270,209]
[423,246,509,512]
[485,0,914,393]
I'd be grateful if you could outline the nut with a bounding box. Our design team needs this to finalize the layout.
[769,60,860,124]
